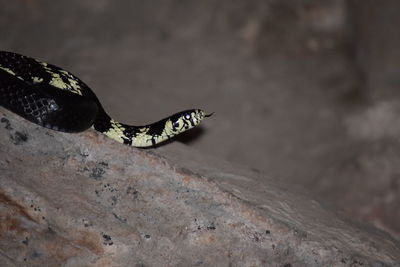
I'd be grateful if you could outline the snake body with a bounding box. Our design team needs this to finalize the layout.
[0,51,210,147]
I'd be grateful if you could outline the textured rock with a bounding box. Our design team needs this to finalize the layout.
[2,0,400,246]
[1,107,399,266]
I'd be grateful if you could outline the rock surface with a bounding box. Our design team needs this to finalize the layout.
[1,108,399,266]
[2,0,400,244]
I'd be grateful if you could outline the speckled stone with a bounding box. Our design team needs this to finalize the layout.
[0,107,399,266]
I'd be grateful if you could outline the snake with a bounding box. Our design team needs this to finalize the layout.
[0,51,212,147]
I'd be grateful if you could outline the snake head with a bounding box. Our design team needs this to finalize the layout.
[170,109,211,132]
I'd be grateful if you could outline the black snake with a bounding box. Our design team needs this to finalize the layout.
[0,51,211,147]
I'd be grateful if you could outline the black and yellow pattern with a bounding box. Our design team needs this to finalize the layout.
[0,51,211,147]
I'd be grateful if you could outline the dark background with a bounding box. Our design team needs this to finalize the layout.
[1,0,399,240]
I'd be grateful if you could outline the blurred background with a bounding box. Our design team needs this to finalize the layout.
[1,0,399,240]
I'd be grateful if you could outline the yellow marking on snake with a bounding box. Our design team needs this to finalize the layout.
[103,119,126,143]
[163,119,176,137]
[48,72,68,88]
[0,66,16,76]
[32,77,44,83]
[131,119,177,147]
[0,66,26,82]
[131,132,154,147]
[38,61,83,95]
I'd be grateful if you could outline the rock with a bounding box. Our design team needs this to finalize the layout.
[0,107,399,266]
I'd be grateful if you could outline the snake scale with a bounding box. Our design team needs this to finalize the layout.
[0,51,211,147]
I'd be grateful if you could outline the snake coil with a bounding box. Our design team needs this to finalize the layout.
[0,51,211,147]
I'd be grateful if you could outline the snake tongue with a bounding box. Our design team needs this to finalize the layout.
[205,112,214,118]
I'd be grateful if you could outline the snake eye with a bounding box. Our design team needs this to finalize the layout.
[173,121,179,128]
[184,113,191,120]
